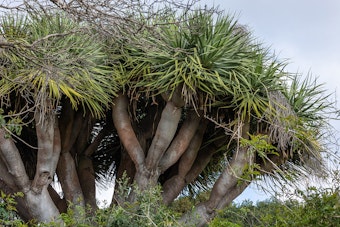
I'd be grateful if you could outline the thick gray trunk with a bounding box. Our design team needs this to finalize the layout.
[180,182,249,227]
[78,156,97,209]
[145,101,182,171]
[0,117,62,223]
[180,121,251,226]
[57,152,85,207]
[25,188,61,223]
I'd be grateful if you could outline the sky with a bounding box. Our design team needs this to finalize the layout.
[200,0,340,203]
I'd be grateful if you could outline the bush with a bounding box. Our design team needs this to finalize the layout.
[2,185,339,226]
[0,191,27,227]
[210,187,340,227]
[31,184,180,227]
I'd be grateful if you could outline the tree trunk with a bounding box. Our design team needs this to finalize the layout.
[0,114,62,223]
[24,188,61,222]
[48,185,67,213]
[112,149,136,205]
[162,120,208,204]
[57,152,85,207]
[112,94,145,168]
[145,101,182,172]
[78,156,97,209]
[159,110,201,172]
[180,121,252,226]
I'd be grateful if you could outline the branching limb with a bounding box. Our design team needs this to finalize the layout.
[60,103,85,154]
[162,140,214,205]
[32,112,60,194]
[162,120,207,204]
[181,120,252,226]
[216,181,249,210]
[159,110,201,172]
[145,101,182,170]
[0,128,30,192]
[84,127,107,157]
[112,94,145,167]
[0,151,20,191]
[48,185,67,213]
[57,151,85,207]
[177,119,208,176]
[205,121,251,212]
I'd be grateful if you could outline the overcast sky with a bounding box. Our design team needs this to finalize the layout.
[199,0,340,202]
[201,0,340,93]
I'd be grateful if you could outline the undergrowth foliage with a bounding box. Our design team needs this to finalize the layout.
[52,186,181,226]
[209,187,340,227]
[0,191,24,226]
[0,176,184,227]
[1,181,340,226]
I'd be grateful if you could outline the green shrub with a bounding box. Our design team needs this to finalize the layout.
[210,187,340,227]
[0,191,27,226]
[36,184,181,227]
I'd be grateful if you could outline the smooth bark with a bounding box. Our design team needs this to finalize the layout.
[162,146,215,205]
[180,121,252,226]
[1,114,62,222]
[25,188,61,223]
[77,128,107,209]
[159,110,201,172]
[112,94,145,167]
[78,156,96,209]
[48,185,67,213]
[0,128,30,191]
[162,121,207,204]
[0,156,18,191]
[32,113,60,194]
[57,152,85,207]
[145,101,182,171]
[58,106,98,209]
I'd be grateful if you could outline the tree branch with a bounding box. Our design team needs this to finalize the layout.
[178,119,208,176]
[32,112,60,194]
[184,145,216,184]
[205,120,251,212]
[0,154,19,191]
[162,141,214,205]
[112,94,145,167]
[57,151,85,207]
[51,118,61,173]
[48,185,67,213]
[145,101,182,170]
[60,104,85,154]
[0,128,30,191]
[216,181,249,210]
[84,126,107,157]
[182,120,252,226]
[78,156,97,209]
[159,110,201,172]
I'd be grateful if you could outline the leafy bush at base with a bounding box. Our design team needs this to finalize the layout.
[1,186,339,226]
[0,191,27,227]
[210,187,340,227]
[0,185,182,227]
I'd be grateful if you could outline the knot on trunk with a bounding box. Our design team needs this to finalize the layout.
[31,171,52,194]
